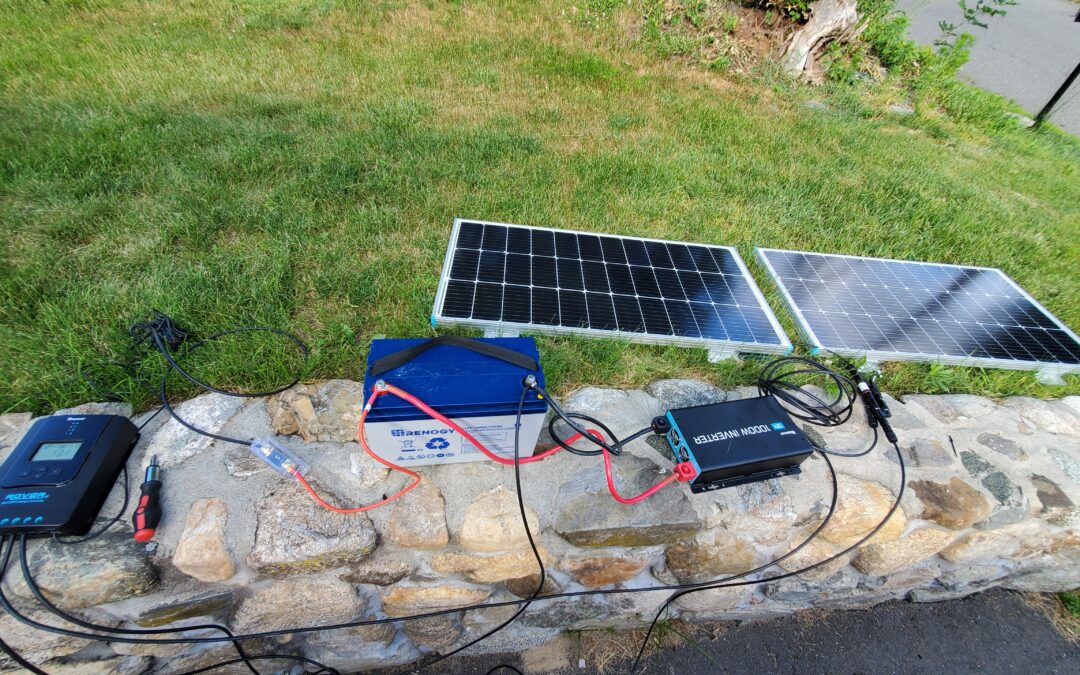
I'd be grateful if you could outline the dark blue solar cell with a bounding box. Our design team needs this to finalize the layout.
[690,302,727,341]
[639,297,672,335]
[582,261,609,293]
[645,241,674,268]
[653,268,685,300]
[630,266,662,298]
[557,258,584,291]
[472,283,503,320]
[558,290,588,327]
[613,294,646,332]
[688,246,720,274]
[600,237,627,264]
[667,244,696,270]
[622,239,651,266]
[481,224,507,252]
[586,293,618,330]
[442,281,474,318]
[457,222,485,249]
[450,249,480,280]
[555,231,579,258]
[578,235,604,261]
[606,264,636,296]
[505,253,531,285]
[532,287,559,325]
[665,301,701,338]
[506,226,531,254]
[477,251,505,283]
[712,248,743,276]
[532,257,557,288]
[503,285,531,323]
[532,229,555,257]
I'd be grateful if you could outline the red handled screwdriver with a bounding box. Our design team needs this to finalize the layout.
[132,455,162,542]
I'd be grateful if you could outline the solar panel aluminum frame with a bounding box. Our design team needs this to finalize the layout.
[432,218,793,360]
[755,247,1080,382]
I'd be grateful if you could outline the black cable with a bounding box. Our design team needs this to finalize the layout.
[401,385,546,674]
[758,356,857,427]
[628,440,907,674]
[10,535,261,675]
[532,383,626,455]
[50,464,130,546]
[0,543,48,675]
[485,666,524,675]
[9,535,341,675]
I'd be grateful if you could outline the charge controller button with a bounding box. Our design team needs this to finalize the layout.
[34,516,43,524]
[0,518,9,526]
[47,468,62,476]
[9,518,20,525]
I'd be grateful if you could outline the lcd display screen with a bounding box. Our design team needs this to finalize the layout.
[30,442,81,462]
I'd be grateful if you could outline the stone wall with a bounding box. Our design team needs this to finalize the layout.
[1,381,1078,673]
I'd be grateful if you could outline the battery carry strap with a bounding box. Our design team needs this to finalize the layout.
[367,336,539,376]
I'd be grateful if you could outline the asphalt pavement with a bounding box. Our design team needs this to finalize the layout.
[430,588,1078,674]
[895,0,1080,135]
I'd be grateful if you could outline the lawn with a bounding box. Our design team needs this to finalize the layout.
[1,0,1079,413]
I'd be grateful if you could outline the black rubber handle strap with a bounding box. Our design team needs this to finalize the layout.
[368,336,539,376]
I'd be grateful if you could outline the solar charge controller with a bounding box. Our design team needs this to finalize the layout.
[0,414,138,536]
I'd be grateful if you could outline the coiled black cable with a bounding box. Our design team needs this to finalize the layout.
[758,355,857,427]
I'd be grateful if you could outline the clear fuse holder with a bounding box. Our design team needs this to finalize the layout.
[250,438,308,477]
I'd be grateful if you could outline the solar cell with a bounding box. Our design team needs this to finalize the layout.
[433,219,791,358]
[756,248,1080,379]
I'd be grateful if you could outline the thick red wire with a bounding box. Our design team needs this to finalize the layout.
[563,429,681,505]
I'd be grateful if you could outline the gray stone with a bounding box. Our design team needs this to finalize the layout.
[978,432,1028,461]
[0,608,96,666]
[142,393,246,468]
[134,590,235,627]
[561,555,646,588]
[405,614,462,650]
[887,437,956,467]
[1031,474,1077,526]
[1049,447,1080,485]
[805,100,830,110]
[521,597,613,629]
[879,394,925,431]
[1003,397,1080,435]
[54,402,133,418]
[562,387,663,441]
[388,481,448,550]
[962,451,1028,529]
[801,425,827,450]
[381,585,491,616]
[28,534,159,609]
[0,412,32,462]
[247,477,378,577]
[303,624,398,665]
[736,478,796,523]
[554,454,700,547]
[961,450,994,476]
[853,526,956,576]
[39,655,152,675]
[645,379,725,410]
[222,443,270,478]
[233,576,368,634]
[339,554,416,586]
[887,104,915,115]
[350,451,390,488]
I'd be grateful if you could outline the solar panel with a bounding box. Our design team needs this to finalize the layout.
[756,248,1080,379]
[432,219,791,360]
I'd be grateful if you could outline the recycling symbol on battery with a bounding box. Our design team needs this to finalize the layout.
[425,437,450,450]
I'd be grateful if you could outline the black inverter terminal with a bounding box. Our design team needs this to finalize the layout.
[663,396,813,493]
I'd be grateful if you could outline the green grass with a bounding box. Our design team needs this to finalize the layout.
[1,0,1079,413]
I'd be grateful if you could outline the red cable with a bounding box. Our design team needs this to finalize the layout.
[291,389,421,513]
[562,429,693,505]
[294,383,562,513]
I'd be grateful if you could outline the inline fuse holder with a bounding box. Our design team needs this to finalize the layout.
[251,438,309,477]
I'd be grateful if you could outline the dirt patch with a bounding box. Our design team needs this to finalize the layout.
[521,635,575,672]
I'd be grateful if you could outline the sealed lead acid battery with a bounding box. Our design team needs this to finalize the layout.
[362,337,548,467]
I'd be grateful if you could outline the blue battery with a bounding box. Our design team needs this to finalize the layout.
[362,337,548,467]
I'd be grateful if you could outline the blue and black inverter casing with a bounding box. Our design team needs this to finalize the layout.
[362,337,547,467]
[663,396,813,493]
